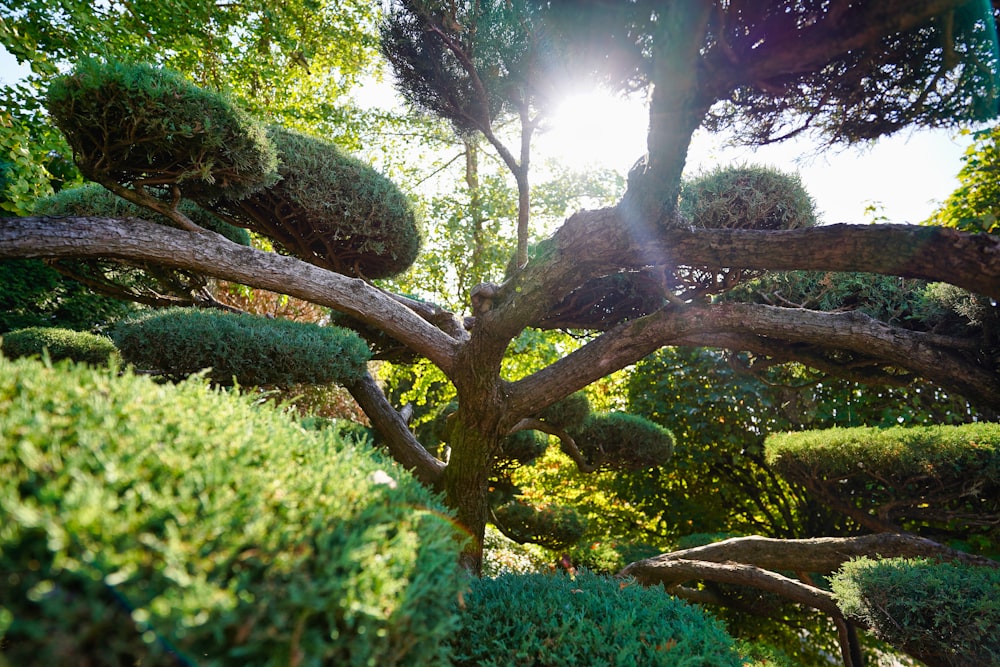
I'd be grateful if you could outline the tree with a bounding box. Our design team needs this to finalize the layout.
[4,1,1000,597]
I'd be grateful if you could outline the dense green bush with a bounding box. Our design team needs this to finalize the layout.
[832,557,1000,666]
[113,307,371,387]
[492,499,587,550]
[536,391,591,430]
[1,326,117,365]
[0,356,467,666]
[46,60,277,201]
[678,164,817,231]
[212,126,420,279]
[766,424,1000,548]
[572,412,674,471]
[449,570,742,666]
[498,429,549,465]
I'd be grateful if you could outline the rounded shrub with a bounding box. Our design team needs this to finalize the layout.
[537,391,591,431]
[572,412,675,471]
[112,307,371,387]
[492,499,587,550]
[0,356,467,666]
[449,570,742,666]
[499,429,548,465]
[213,126,420,279]
[1,326,117,365]
[46,59,277,201]
[679,164,817,231]
[766,424,1000,546]
[832,557,1000,666]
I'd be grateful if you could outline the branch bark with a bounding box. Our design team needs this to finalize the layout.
[507,302,1000,419]
[0,216,461,374]
[620,533,1000,577]
[344,372,446,487]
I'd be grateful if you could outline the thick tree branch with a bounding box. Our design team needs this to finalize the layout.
[344,372,446,487]
[0,216,460,374]
[621,533,999,576]
[507,302,1000,419]
[622,558,847,619]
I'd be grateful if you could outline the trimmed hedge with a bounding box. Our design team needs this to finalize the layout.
[766,424,1000,546]
[572,412,675,471]
[678,164,817,231]
[1,326,117,365]
[449,570,742,666]
[112,307,371,387]
[212,126,420,280]
[0,356,467,666]
[832,557,1000,666]
[46,60,277,201]
[492,499,587,550]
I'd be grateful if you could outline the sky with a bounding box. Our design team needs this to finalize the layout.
[2,46,972,226]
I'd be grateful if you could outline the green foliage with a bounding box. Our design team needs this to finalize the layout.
[766,424,1000,549]
[678,164,817,231]
[499,429,549,466]
[0,112,54,215]
[537,392,591,430]
[492,499,587,550]
[2,0,381,144]
[926,125,1000,233]
[213,126,420,279]
[381,0,550,135]
[0,259,138,334]
[0,356,467,666]
[46,60,278,202]
[1,327,117,365]
[832,557,1000,666]
[449,570,742,667]
[112,307,371,387]
[571,412,674,472]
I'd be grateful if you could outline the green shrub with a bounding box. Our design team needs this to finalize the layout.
[46,59,277,201]
[212,126,420,280]
[537,391,591,430]
[832,557,1000,666]
[112,307,371,387]
[492,499,587,550]
[766,424,1000,548]
[449,570,742,666]
[499,429,548,465]
[1,326,117,365]
[0,356,467,666]
[572,412,674,471]
[678,164,817,231]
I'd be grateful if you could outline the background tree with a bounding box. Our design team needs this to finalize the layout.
[4,1,1000,616]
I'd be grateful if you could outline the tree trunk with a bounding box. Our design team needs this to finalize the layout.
[442,411,504,575]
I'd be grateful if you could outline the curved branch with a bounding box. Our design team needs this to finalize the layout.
[0,216,460,374]
[621,533,1000,575]
[507,302,1000,418]
[621,557,847,619]
[511,417,596,473]
[344,371,446,487]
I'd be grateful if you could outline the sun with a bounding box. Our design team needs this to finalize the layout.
[536,88,649,172]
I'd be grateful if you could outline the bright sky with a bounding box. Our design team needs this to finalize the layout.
[538,89,972,225]
[2,47,971,225]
